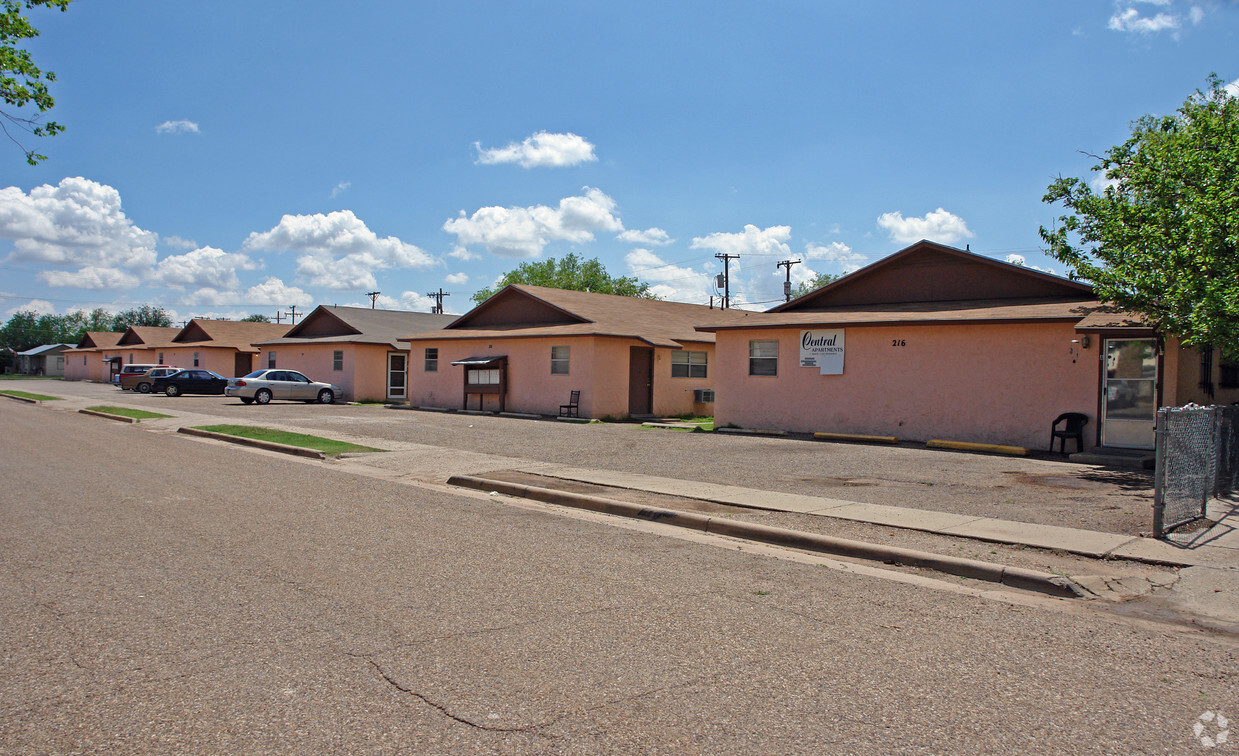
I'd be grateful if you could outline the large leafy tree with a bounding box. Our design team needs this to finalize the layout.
[1040,74,1239,358]
[2,0,69,165]
[793,271,840,299]
[111,304,173,330]
[471,253,658,304]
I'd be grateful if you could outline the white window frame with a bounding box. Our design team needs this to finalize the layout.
[333,350,344,371]
[671,350,707,379]
[551,345,570,375]
[268,350,276,369]
[749,340,778,376]
[425,347,438,372]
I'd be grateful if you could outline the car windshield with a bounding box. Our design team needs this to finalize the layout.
[241,370,268,379]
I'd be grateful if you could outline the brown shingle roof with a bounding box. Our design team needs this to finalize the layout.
[116,326,182,348]
[696,298,1106,331]
[1072,306,1152,331]
[403,285,751,346]
[257,306,455,348]
[71,331,123,350]
[174,319,293,352]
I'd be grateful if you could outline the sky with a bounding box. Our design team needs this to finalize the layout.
[1,0,1236,323]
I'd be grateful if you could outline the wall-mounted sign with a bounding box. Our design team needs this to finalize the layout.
[800,329,844,375]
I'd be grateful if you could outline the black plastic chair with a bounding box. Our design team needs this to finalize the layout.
[1050,412,1088,454]
[559,390,580,418]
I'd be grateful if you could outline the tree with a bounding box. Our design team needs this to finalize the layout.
[471,253,659,304]
[793,271,840,299]
[1040,74,1239,358]
[111,305,173,330]
[240,313,271,322]
[1,0,69,165]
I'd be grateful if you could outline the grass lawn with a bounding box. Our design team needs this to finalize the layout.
[0,374,62,380]
[86,405,171,421]
[194,424,384,456]
[0,389,62,401]
[677,415,715,432]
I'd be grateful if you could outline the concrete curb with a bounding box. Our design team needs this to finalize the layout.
[0,392,41,404]
[814,432,899,444]
[78,408,137,423]
[715,427,788,437]
[927,439,1028,457]
[177,427,326,459]
[447,474,1085,599]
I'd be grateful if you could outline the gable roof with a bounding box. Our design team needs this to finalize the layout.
[116,325,182,348]
[16,343,74,357]
[256,305,456,349]
[403,285,753,347]
[73,331,123,350]
[770,240,1094,312]
[172,319,293,352]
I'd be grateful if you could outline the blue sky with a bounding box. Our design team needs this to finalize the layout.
[1,0,1236,322]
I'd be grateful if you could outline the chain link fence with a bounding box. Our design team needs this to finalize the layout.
[1153,404,1239,538]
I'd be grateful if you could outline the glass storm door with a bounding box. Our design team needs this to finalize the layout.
[387,352,407,400]
[1101,338,1157,449]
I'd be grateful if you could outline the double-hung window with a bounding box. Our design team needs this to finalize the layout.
[333,350,344,371]
[671,350,708,378]
[551,346,570,375]
[425,348,438,372]
[749,340,778,376]
[267,351,276,369]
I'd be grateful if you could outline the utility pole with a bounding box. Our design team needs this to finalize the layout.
[777,259,801,302]
[273,310,284,324]
[366,291,381,309]
[286,305,299,324]
[714,253,739,309]
[426,288,449,314]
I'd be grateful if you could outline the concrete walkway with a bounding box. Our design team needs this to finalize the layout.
[511,463,1239,569]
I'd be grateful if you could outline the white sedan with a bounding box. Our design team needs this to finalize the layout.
[225,369,343,405]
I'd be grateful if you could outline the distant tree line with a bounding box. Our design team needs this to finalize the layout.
[0,304,173,371]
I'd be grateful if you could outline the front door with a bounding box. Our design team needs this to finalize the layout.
[387,352,407,401]
[628,347,653,415]
[234,352,251,378]
[1102,338,1157,449]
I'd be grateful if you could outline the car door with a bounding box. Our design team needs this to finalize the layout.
[288,371,314,400]
[266,371,292,400]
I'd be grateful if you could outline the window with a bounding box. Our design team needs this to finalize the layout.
[671,350,708,379]
[1222,358,1239,389]
[193,351,200,367]
[333,350,344,371]
[467,368,500,385]
[158,352,164,364]
[267,351,276,369]
[83,355,87,366]
[749,340,778,376]
[425,348,438,372]
[551,345,570,375]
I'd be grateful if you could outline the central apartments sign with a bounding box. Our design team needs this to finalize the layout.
[800,329,845,375]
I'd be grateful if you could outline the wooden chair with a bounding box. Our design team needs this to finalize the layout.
[1050,412,1088,454]
[559,390,580,418]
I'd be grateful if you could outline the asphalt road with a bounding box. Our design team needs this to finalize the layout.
[2,397,1237,753]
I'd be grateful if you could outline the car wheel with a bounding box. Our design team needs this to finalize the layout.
[165,385,180,397]
[317,389,334,404]
[240,397,254,405]
[137,382,151,394]
[255,389,272,405]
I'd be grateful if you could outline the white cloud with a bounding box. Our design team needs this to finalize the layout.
[364,291,440,313]
[38,266,142,290]
[1005,253,1059,276]
[690,224,792,257]
[241,276,314,307]
[331,181,351,198]
[1189,5,1204,24]
[625,248,714,304]
[4,298,55,317]
[156,120,200,134]
[444,187,624,258]
[445,272,469,285]
[1090,173,1121,193]
[474,131,597,168]
[448,245,478,261]
[876,208,974,245]
[0,178,159,285]
[804,241,866,273]
[154,246,261,290]
[1006,254,1027,266]
[617,227,673,246]
[244,210,435,290]
[161,235,197,250]
[1108,7,1180,33]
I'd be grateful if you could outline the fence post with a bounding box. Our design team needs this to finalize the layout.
[1153,408,1167,538]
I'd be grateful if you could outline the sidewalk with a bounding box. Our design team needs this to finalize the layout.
[503,463,1239,569]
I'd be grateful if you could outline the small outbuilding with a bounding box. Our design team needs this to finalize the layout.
[13,343,75,376]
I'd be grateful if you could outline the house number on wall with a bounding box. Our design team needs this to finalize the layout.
[891,339,906,347]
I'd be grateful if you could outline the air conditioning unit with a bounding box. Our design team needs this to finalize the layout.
[693,389,715,403]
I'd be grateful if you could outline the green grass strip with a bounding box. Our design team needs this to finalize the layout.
[0,389,61,401]
[193,424,384,456]
[0,374,61,380]
[86,405,171,420]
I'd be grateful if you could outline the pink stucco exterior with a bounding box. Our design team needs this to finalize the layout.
[713,322,1099,449]
[405,336,717,418]
[258,343,401,402]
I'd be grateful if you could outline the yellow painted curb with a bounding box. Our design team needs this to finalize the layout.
[814,432,898,444]
[927,439,1028,456]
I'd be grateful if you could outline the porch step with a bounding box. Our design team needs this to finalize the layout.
[1069,448,1155,469]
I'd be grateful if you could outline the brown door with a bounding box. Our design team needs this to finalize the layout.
[628,347,653,415]
[234,352,251,378]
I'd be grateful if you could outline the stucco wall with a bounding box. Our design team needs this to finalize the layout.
[255,343,397,402]
[1167,339,1239,407]
[63,352,91,381]
[713,322,1099,450]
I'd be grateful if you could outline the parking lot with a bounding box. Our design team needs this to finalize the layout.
[24,378,1157,536]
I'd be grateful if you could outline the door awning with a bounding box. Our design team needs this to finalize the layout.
[450,355,507,366]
